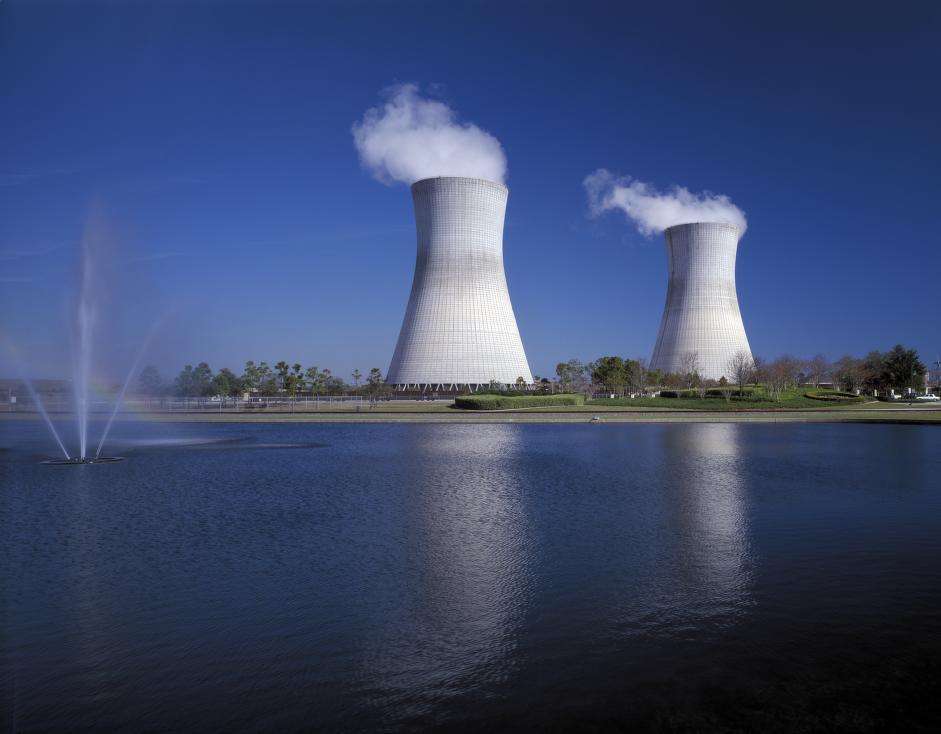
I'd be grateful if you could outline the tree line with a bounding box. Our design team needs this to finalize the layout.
[138,361,390,399]
[549,345,930,398]
[137,344,930,400]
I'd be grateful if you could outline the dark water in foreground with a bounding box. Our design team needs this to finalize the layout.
[2,420,941,732]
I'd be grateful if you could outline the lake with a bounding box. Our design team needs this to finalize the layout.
[3,420,940,731]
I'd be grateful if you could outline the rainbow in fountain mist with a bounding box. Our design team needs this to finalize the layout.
[18,213,155,463]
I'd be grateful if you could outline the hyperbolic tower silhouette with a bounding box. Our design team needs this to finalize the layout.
[386,176,533,389]
[650,222,753,380]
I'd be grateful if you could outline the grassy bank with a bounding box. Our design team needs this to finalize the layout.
[455,393,585,410]
[589,388,865,411]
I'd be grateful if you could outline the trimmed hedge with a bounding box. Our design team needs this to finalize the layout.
[705,388,755,398]
[454,393,585,410]
[661,388,755,399]
[804,389,864,402]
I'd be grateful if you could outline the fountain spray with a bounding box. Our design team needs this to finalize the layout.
[23,379,71,460]
[73,236,96,460]
[95,322,159,459]
[1,339,71,460]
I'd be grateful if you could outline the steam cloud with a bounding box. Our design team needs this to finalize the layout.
[584,169,747,236]
[353,84,507,185]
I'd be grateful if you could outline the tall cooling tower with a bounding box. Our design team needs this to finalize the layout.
[386,176,533,389]
[650,222,752,380]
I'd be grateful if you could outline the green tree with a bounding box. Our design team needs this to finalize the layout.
[291,364,305,395]
[352,369,362,388]
[242,361,261,394]
[275,361,290,393]
[647,368,665,388]
[210,367,241,397]
[305,366,323,395]
[138,365,163,395]
[174,362,213,397]
[323,371,345,395]
[174,365,194,396]
[590,356,639,396]
[555,359,585,393]
[881,345,926,392]
[192,362,213,396]
[365,367,388,404]
[257,362,277,396]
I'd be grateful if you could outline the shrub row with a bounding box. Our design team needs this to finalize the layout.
[804,390,864,402]
[659,388,755,399]
[454,393,585,410]
[705,388,755,398]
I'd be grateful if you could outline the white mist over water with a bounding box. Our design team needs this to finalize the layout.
[584,169,748,236]
[95,323,159,459]
[353,83,507,185]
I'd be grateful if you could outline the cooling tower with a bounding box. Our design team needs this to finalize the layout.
[650,222,752,381]
[386,176,533,389]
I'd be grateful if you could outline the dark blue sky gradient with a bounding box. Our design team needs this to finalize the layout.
[2,1,940,380]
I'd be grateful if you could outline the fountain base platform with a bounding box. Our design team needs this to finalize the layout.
[42,457,125,465]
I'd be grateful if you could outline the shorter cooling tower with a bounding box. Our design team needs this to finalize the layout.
[650,222,752,380]
[386,176,533,389]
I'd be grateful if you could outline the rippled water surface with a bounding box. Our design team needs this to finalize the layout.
[3,420,941,731]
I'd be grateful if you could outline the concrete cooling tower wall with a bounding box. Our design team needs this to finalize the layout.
[386,176,533,389]
[650,222,752,380]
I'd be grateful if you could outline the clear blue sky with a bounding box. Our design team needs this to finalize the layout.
[2,1,940,382]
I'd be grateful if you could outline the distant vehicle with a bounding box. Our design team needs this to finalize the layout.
[914,394,940,402]
[209,395,222,402]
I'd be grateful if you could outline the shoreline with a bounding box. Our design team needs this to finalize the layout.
[3,408,941,424]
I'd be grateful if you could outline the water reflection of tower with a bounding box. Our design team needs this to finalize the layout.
[362,424,533,699]
[659,423,752,619]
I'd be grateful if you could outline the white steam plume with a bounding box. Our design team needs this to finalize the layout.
[584,169,747,236]
[353,83,507,186]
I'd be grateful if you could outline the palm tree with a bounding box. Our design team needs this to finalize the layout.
[257,362,276,397]
[305,366,322,395]
[291,364,305,395]
[241,360,260,394]
[274,361,290,392]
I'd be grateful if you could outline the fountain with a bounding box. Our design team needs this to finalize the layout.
[42,456,125,465]
[17,364,71,460]
[22,218,148,465]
